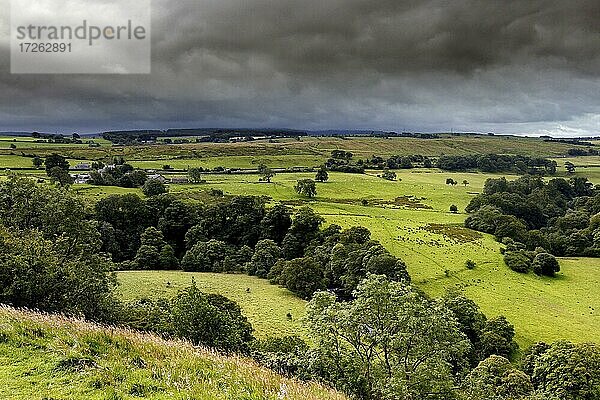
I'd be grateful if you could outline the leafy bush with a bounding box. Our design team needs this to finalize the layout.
[122,283,254,353]
[294,179,317,197]
[252,336,310,378]
[247,239,280,278]
[307,275,469,400]
[0,227,117,321]
[504,251,532,273]
[522,341,600,399]
[532,253,560,277]
[463,355,533,400]
[170,284,254,352]
[268,257,326,299]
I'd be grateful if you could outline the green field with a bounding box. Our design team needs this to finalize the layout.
[552,156,600,184]
[2,134,599,347]
[117,271,307,339]
[163,170,600,346]
[0,306,345,400]
[129,155,328,170]
[0,134,580,169]
[0,155,93,170]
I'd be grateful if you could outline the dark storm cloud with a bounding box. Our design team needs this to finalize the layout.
[0,0,599,134]
[158,0,600,75]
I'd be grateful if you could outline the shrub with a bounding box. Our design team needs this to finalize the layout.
[504,251,531,273]
[463,355,533,400]
[159,244,180,269]
[134,245,161,269]
[252,336,310,378]
[247,239,281,278]
[170,284,254,352]
[532,253,560,277]
[122,284,254,353]
[269,257,326,299]
[294,179,317,197]
[523,341,600,399]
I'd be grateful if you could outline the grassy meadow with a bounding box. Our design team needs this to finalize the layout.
[0,134,580,172]
[552,156,600,184]
[0,134,598,347]
[163,170,600,346]
[117,271,307,339]
[0,306,345,400]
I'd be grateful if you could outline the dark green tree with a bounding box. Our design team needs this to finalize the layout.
[247,239,281,278]
[143,178,168,196]
[134,244,161,269]
[48,166,74,187]
[306,275,469,400]
[32,156,43,169]
[181,239,229,272]
[463,355,533,400]
[523,341,600,400]
[565,161,576,174]
[315,166,329,182]
[188,167,204,183]
[294,179,317,197]
[0,221,117,321]
[258,163,275,183]
[159,244,180,269]
[269,257,326,299]
[44,153,70,172]
[381,170,396,181]
[504,251,532,273]
[170,283,254,352]
[259,204,292,243]
[479,316,517,360]
[281,207,324,259]
[95,194,153,261]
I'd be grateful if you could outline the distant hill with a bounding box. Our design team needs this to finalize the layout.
[0,131,44,137]
[0,306,346,400]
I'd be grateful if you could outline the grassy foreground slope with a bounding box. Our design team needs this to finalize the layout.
[117,271,307,339]
[0,306,346,400]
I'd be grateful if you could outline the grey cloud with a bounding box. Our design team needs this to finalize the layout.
[0,0,598,134]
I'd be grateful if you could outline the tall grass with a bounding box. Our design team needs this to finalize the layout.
[0,305,346,400]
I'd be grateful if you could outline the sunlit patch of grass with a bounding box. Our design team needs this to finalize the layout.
[117,271,308,339]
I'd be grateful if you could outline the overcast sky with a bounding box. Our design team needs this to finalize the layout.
[1,0,599,135]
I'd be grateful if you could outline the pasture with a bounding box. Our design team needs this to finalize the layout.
[117,271,307,339]
[0,133,598,346]
[171,170,600,346]
[0,134,579,171]
[552,156,600,184]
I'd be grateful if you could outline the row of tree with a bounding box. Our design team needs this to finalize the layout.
[436,154,557,175]
[324,151,558,176]
[108,192,407,300]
